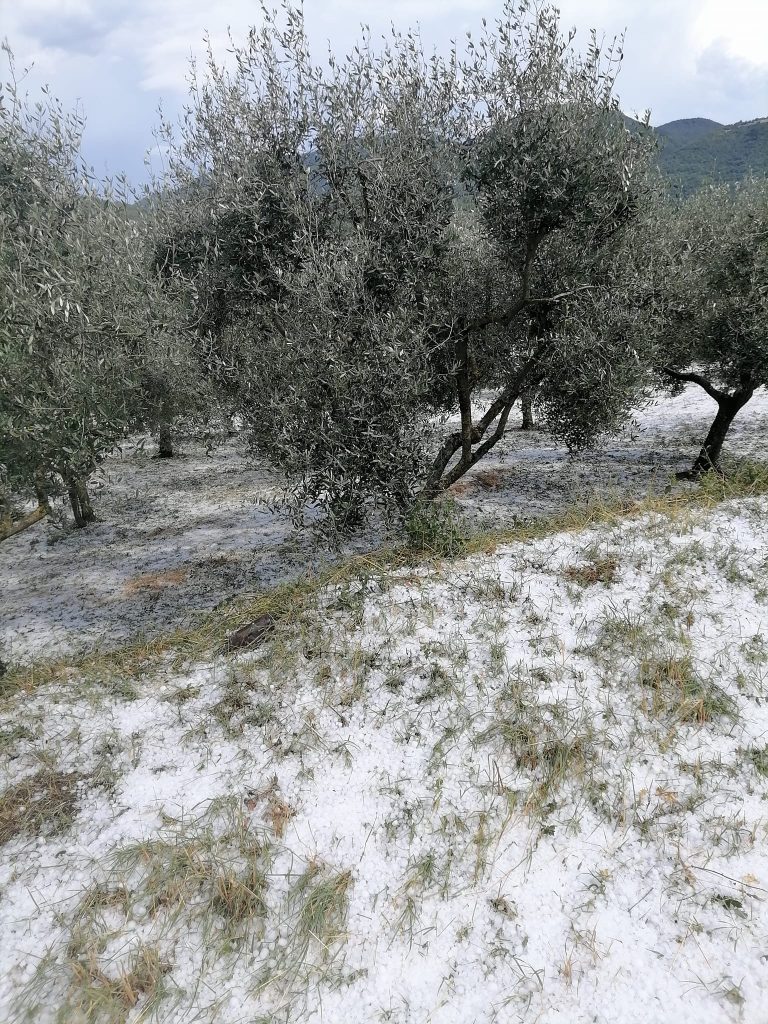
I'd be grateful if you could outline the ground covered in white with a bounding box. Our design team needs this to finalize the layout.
[2,385,768,666]
[1,490,767,1023]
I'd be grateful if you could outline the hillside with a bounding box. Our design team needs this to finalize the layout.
[654,116,768,194]
[2,388,768,1023]
[3,486,768,1023]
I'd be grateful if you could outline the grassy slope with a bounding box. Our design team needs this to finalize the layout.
[2,471,768,1023]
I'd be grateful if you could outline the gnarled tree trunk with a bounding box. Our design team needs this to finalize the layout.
[420,341,550,501]
[663,366,755,478]
[67,477,96,528]
[158,419,174,458]
[520,390,536,430]
[0,504,49,542]
[688,390,753,477]
[0,470,52,543]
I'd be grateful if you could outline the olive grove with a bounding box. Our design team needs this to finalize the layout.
[0,64,133,529]
[0,48,206,536]
[10,0,762,543]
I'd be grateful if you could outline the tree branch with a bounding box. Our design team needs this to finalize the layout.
[422,340,552,498]
[0,504,49,543]
[455,334,474,464]
[441,398,515,488]
[466,297,527,334]
[474,340,552,437]
[464,230,546,334]
[528,284,595,305]
[661,366,729,404]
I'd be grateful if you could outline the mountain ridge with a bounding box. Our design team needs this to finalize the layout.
[648,115,768,193]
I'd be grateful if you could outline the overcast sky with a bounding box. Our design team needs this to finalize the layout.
[2,0,767,183]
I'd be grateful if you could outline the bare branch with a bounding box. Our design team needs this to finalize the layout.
[661,366,728,404]
[0,504,49,543]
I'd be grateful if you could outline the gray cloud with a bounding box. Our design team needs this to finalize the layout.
[693,44,768,123]
[14,2,130,56]
[2,0,766,183]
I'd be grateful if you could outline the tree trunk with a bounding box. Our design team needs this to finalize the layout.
[33,470,52,513]
[421,349,549,500]
[520,391,535,430]
[686,390,753,477]
[158,419,174,459]
[68,478,96,528]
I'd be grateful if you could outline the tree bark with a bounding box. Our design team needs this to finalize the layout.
[0,470,52,543]
[686,390,753,477]
[68,478,96,527]
[33,471,51,513]
[158,419,174,458]
[520,391,535,430]
[455,335,474,465]
[421,341,552,500]
[417,231,556,501]
[661,367,755,478]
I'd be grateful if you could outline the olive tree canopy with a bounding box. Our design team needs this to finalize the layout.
[159,1,660,534]
[658,177,768,476]
[0,47,195,533]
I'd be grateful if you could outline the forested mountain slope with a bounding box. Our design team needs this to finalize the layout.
[654,115,768,193]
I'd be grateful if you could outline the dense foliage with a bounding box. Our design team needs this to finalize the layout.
[156,1,660,535]
[0,55,146,527]
[0,49,208,533]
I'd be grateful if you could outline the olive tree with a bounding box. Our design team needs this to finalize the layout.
[0,50,166,533]
[658,178,768,476]
[161,2,659,533]
[127,184,219,461]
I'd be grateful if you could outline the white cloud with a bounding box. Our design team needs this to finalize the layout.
[109,0,258,92]
[114,0,496,93]
[693,0,768,69]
